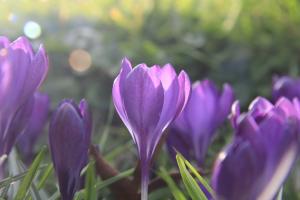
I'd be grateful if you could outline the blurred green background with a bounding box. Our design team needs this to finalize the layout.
[1,0,300,198]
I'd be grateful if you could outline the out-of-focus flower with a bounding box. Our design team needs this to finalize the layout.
[17,92,50,164]
[272,76,300,102]
[0,36,48,157]
[112,58,190,200]
[212,97,300,200]
[49,99,92,200]
[166,80,234,165]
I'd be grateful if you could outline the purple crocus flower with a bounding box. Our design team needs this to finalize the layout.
[166,80,234,166]
[17,92,50,164]
[272,76,300,102]
[112,58,190,200]
[0,36,48,157]
[49,99,92,200]
[212,97,300,200]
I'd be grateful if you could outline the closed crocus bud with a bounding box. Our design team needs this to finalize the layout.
[17,92,50,164]
[212,97,300,200]
[166,80,234,166]
[0,36,48,157]
[49,99,92,200]
[112,58,191,200]
[272,76,300,102]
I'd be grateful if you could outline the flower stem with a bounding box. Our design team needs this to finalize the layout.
[141,161,149,200]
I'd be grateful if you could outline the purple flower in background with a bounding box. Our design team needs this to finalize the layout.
[166,80,234,166]
[49,99,92,200]
[272,76,300,102]
[112,58,190,200]
[17,92,50,164]
[212,97,300,200]
[0,36,48,157]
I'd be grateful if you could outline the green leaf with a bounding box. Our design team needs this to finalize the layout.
[94,168,134,191]
[176,153,207,200]
[84,161,97,200]
[37,164,53,190]
[183,155,216,198]
[48,191,60,200]
[15,147,46,200]
[157,167,186,200]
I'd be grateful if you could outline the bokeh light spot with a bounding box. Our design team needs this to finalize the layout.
[68,49,92,73]
[23,21,42,39]
[7,13,17,23]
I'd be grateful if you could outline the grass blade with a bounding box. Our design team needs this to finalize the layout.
[15,147,46,200]
[84,161,97,200]
[95,168,134,191]
[176,153,207,200]
[157,167,186,200]
[183,156,216,198]
[37,164,53,190]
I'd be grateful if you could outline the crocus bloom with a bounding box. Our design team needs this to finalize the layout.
[17,92,50,164]
[49,99,92,200]
[112,58,190,200]
[166,80,234,165]
[272,75,300,102]
[212,97,300,200]
[0,36,48,157]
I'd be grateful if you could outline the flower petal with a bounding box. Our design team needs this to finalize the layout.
[175,70,191,117]
[122,65,164,157]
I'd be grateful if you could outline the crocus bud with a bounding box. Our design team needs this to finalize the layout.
[0,36,48,157]
[49,99,92,200]
[17,92,50,164]
[112,58,191,200]
[212,97,300,200]
[272,76,300,102]
[166,80,234,166]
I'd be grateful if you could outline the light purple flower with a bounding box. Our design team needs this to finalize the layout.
[212,97,300,200]
[49,99,92,200]
[17,92,50,164]
[0,36,48,157]
[272,75,300,102]
[166,80,234,166]
[112,58,190,200]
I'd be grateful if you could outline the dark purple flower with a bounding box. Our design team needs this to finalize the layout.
[166,80,234,165]
[272,76,300,102]
[0,36,48,157]
[49,99,92,200]
[17,92,50,164]
[112,58,191,200]
[212,97,300,200]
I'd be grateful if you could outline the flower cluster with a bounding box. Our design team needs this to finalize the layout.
[212,97,300,200]
[166,80,234,166]
[1,36,300,200]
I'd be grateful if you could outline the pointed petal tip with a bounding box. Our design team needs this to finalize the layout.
[121,57,132,70]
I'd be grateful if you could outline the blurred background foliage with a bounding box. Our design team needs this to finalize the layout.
[1,0,300,198]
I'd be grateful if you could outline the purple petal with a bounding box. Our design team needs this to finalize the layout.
[112,58,132,127]
[17,92,49,163]
[217,83,234,124]
[230,101,240,129]
[49,100,91,200]
[153,64,179,134]
[175,70,191,118]
[275,97,299,119]
[272,76,300,102]
[1,95,35,155]
[10,36,34,58]
[0,37,10,49]
[248,97,274,122]
[122,65,164,158]
[212,139,266,200]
